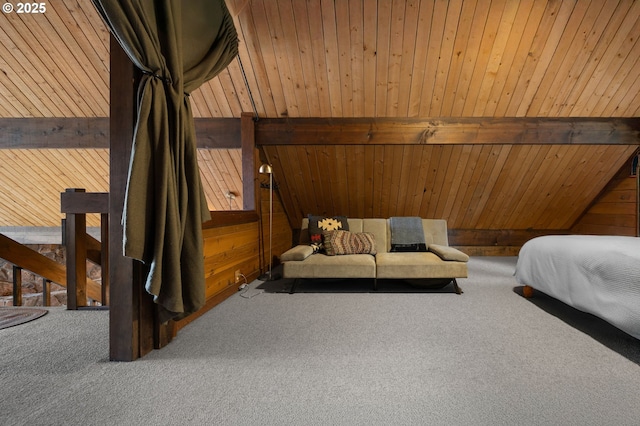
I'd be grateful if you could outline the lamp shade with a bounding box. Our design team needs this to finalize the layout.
[259,164,273,174]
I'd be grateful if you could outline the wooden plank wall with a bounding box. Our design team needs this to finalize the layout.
[174,192,292,333]
[173,217,260,333]
[263,144,638,232]
[571,157,639,236]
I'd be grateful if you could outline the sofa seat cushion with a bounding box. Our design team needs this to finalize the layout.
[375,252,468,279]
[283,253,376,279]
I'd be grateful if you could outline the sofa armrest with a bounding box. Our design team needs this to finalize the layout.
[428,244,469,262]
[280,245,315,262]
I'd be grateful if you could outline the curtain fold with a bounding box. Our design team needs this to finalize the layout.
[92,0,238,322]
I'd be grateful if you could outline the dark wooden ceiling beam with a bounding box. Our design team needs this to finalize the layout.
[0,117,240,149]
[0,117,109,148]
[4,116,639,148]
[256,117,640,145]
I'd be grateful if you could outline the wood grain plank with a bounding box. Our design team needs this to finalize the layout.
[417,0,448,116]
[408,145,433,216]
[407,0,435,116]
[510,0,576,116]
[321,0,343,117]
[306,0,332,117]
[279,0,310,117]
[377,145,394,218]
[385,0,407,116]
[395,0,421,117]
[515,0,583,117]
[227,0,276,117]
[582,14,640,116]
[502,145,560,229]
[372,145,385,217]
[475,144,532,228]
[34,7,105,116]
[472,0,525,115]
[358,146,376,217]
[535,0,608,117]
[562,0,640,116]
[443,0,485,117]
[490,0,550,116]
[458,145,502,226]
[291,0,321,116]
[458,0,506,116]
[251,0,289,117]
[348,0,365,117]
[448,145,485,226]
[465,145,512,227]
[293,145,317,216]
[0,28,61,116]
[389,145,407,216]
[394,145,414,214]
[261,0,299,117]
[439,145,473,224]
[49,2,109,109]
[430,145,454,219]
[374,0,392,117]
[536,145,609,228]
[430,0,463,116]
[598,55,640,117]
[362,0,378,117]
[334,0,354,116]
[198,76,229,117]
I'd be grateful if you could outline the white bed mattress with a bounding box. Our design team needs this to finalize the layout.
[515,235,640,340]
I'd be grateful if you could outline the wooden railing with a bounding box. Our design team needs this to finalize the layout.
[0,233,69,306]
[61,188,109,309]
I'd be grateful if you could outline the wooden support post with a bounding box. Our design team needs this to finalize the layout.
[241,112,256,211]
[64,188,88,309]
[100,213,109,306]
[12,266,22,306]
[42,278,50,306]
[109,35,154,361]
[635,154,640,237]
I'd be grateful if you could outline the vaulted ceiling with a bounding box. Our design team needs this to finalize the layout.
[0,0,638,230]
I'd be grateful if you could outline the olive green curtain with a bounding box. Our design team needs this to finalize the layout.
[92,0,238,322]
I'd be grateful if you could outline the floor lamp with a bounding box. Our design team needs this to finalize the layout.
[259,164,274,280]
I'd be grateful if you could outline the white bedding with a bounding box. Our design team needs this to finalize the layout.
[514,235,640,340]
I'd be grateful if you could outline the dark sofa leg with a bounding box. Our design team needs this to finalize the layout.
[373,278,378,291]
[452,278,463,295]
[289,278,299,294]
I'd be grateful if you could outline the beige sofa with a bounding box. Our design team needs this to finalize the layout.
[280,217,469,293]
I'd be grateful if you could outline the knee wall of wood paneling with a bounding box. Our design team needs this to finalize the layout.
[571,165,638,237]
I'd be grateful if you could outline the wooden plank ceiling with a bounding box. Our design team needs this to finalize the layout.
[0,0,639,230]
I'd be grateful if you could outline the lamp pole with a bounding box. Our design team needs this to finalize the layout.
[259,164,274,280]
[268,170,272,280]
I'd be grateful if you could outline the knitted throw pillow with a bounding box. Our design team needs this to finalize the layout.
[323,230,377,256]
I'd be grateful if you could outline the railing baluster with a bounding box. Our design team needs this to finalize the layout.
[42,278,51,306]
[12,265,22,306]
[61,188,109,309]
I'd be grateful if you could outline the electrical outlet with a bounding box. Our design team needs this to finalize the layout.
[234,270,242,283]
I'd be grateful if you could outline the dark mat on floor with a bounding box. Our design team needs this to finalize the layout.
[0,307,48,330]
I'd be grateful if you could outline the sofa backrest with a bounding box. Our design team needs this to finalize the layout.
[298,217,368,245]
[421,219,449,246]
[362,219,387,253]
[298,217,449,253]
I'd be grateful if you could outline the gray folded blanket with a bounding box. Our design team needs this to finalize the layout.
[390,217,427,252]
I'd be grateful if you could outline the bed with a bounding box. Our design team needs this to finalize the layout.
[514,235,640,340]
